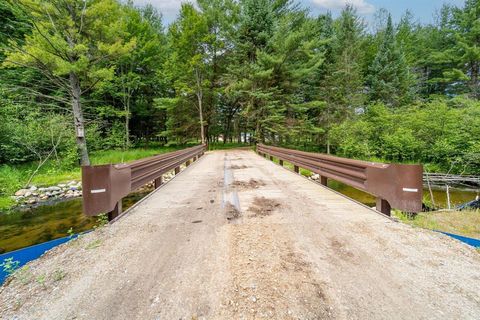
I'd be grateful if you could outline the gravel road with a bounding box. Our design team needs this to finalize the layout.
[1,150,479,320]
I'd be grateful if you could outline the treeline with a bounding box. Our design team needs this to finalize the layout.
[0,0,479,174]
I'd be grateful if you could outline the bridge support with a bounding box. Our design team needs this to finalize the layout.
[320,176,328,186]
[175,167,180,175]
[294,165,299,174]
[279,160,284,166]
[154,176,163,189]
[186,160,191,167]
[108,201,122,221]
[376,198,391,216]
[269,155,273,161]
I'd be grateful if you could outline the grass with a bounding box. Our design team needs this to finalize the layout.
[0,145,190,211]
[270,157,312,177]
[394,210,480,239]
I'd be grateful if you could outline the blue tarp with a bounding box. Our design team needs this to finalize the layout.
[0,234,79,284]
[438,231,480,248]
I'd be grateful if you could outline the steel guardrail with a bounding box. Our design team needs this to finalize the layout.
[257,144,423,215]
[82,145,206,219]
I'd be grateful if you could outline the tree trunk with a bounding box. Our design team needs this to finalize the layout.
[195,68,206,145]
[69,72,90,166]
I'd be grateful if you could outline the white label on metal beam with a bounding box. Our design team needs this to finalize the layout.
[91,189,106,194]
[402,188,418,193]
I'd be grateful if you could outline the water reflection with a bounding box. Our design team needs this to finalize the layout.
[327,180,478,209]
[0,188,152,253]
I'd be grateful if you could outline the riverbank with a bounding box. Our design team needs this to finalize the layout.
[394,210,480,239]
[0,143,253,212]
[0,145,192,212]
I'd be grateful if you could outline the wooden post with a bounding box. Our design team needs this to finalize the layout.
[376,198,391,216]
[294,165,299,174]
[279,160,284,166]
[186,160,191,167]
[446,185,451,210]
[320,176,328,186]
[269,155,273,161]
[175,167,180,175]
[108,201,122,221]
[154,176,163,189]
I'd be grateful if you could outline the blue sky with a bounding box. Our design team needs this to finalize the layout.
[132,0,465,25]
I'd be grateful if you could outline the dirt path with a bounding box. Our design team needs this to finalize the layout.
[1,150,479,319]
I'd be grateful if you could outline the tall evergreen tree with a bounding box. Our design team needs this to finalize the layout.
[444,0,480,98]
[319,6,365,153]
[368,14,414,107]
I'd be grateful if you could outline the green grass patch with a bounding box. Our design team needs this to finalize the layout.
[267,156,312,177]
[394,210,480,239]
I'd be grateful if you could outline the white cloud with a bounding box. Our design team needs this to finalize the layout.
[311,0,375,14]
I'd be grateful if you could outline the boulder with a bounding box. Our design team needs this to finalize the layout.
[24,191,32,197]
[15,189,29,196]
[30,186,38,191]
[58,183,67,188]
[27,198,37,204]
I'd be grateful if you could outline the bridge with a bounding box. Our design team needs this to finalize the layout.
[0,147,479,319]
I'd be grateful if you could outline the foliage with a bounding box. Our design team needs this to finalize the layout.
[394,210,480,239]
[1,257,20,276]
[0,0,479,208]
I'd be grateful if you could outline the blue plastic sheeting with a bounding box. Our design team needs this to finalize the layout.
[438,231,480,248]
[0,234,79,284]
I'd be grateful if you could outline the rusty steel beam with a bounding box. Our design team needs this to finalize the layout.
[257,144,423,215]
[82,145,206,218]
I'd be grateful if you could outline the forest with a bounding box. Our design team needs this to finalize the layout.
[0,0,479,187]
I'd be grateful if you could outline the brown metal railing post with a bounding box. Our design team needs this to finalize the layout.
[175,167,180,175]
[294,165,299,174]
[320,176,328,186]
[108,200,122,221]
[376,198,391,216]
[154,176,163,189]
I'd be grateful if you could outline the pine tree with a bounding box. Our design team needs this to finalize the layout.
[3,0,136,165]
[444,0,480,98]
[368,14,414,107]
[319,6,365,153]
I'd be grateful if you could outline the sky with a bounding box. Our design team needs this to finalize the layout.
[132,0,465,25]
